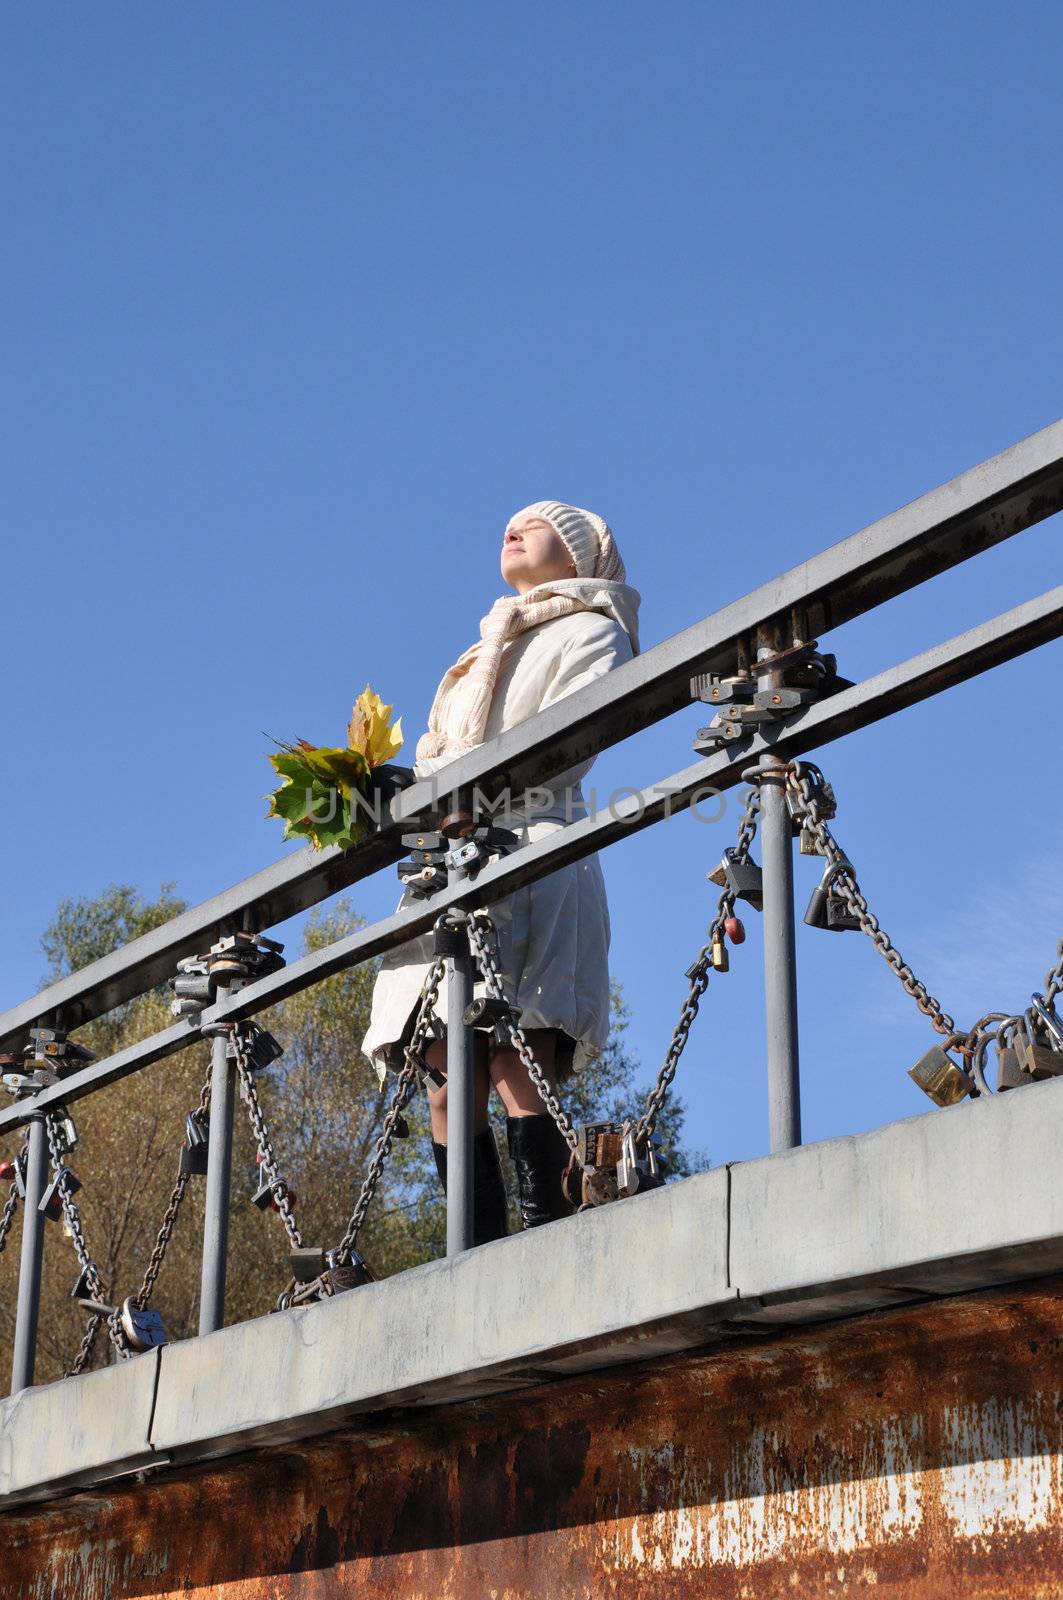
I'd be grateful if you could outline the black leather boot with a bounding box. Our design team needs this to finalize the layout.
[506,1113,573,1228]
[431,1132,509,1245]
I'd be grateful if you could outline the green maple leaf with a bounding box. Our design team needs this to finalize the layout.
[266,747,371,851]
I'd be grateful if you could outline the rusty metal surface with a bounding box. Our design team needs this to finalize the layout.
[5,1278,1063,1599]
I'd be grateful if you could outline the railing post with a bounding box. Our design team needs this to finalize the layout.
[757,629,802,1152]
[445,914,475,1256]
[10,1113,49,1392]
[199,985,235,1334]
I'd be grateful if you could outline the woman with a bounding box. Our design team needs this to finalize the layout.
[361,501,640,1240]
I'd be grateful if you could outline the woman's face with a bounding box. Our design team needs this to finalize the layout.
[501,515,577,593]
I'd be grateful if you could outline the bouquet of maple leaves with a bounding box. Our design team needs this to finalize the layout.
[266,686,404,851]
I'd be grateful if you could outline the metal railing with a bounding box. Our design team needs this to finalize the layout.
[2,418,1063,1395]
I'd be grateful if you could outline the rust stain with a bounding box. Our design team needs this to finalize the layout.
[4,1278,1063,1598]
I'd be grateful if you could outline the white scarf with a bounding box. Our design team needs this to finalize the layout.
[416,578,640,763]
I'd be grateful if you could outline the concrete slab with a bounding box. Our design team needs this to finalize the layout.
[0,1349,160,1505]
[150,1164,733,1463]
[729,1075,1063,1319]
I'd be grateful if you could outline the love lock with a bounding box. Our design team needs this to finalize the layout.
[995,1029,1026,1092]
[325,1248,375,1293]
[1030,994,1063,1051]
[803,858,861,932]
[179,1111,210,1176]
[617,1129,662,1198]
[561,1122,624,1209]
[289,1246,327,1283]
[38,1166,81,1220]
[707,847,764,911]
[231,1028,283,1075]
[119,1296,166,1351]
[70,1266,115,1317]
[1012,1010,1063,1081]
[908,1039,976,1106]
[463,995,521,1046]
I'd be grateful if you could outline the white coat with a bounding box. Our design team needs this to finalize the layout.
[361,596,639,1082]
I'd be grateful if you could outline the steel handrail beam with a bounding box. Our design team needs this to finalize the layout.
[2,418,1061,1052]
[1,582,1057,1134]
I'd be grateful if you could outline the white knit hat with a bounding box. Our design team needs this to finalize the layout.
[506,500,626,582]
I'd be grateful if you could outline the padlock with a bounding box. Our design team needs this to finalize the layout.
[799,824,819,856]
[995,1032,1026,1092]
[402,830,445,852]
[179,1141,209,1176]
[723,915,745,945]
[325,1248,374,1293]
[560,1152,582,1208]
[580,1165,620,1208]
[908,1044,975,1107]
[0,1160,15,1183]
[617,1130,641,1198]
[446,839,484,876]
[804,858,856,930]
[1029,994,1063,1051]
[180,1111,209,1174]
[788,764,837,822]
[252,1162,293,1212]
[70,1265,114,1316]
[711,934,729,973]
[244,1029,284,1075]
[1013,1014,1063,1081]
[707,847,763,911]
[39,1166,81,1220]
[574,1122,626,1171]
[289,1246,327,1283]
[617,1129,663,1199]
[3,1069,59,1096]
[119,1296,165,1351]
[408,1049,446,1091]
[392,1114,410,1140]
[398,862,448,898]
[463,995,520,1046]
[824,893,862,932]
[693,716,745,755]
[752,684,809,715]
[691,670,755,705]
[52,1112,79,1154]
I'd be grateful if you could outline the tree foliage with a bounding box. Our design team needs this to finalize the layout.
[0,885,704,1384]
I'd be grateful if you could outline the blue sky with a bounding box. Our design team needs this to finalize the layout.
[3,3,1061,1164]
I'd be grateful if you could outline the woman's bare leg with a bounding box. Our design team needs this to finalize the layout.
[424,1033,492,1143]
[488,1028,559,1117]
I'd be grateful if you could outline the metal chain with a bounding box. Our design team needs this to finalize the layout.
[466,910,580,1153]
[133,1059,213,1309]
[332,950,448,1264]
[785,760,956,1038]
[635,780,761,1143]
[232,1027,303,1252]
[1042,937,1063,1009]
[67,1311,104,1377]
[43,1113,129,1365]
[0,1141,27,1257]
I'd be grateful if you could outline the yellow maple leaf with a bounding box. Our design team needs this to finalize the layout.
[346,684,403,768]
